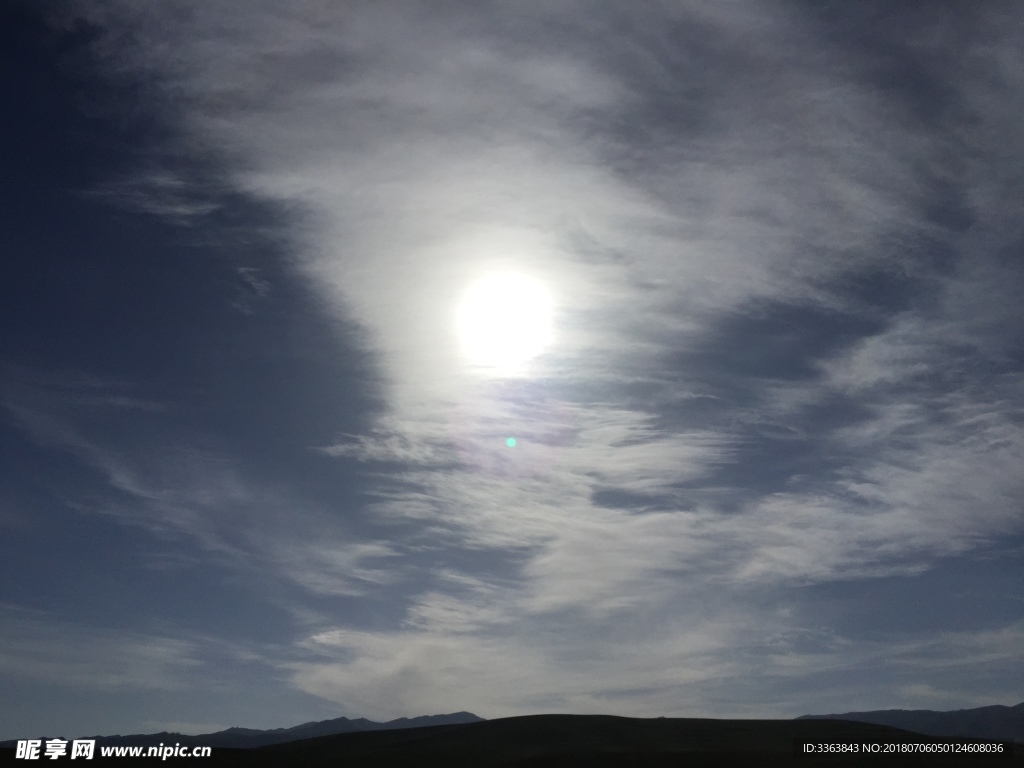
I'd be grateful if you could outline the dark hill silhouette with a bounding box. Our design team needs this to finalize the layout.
[2,712,1019,766]
[180,714,1024,767]
[798,701,1024,744]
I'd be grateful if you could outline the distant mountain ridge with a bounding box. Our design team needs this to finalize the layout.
[797,702,1024,743]
[0,712,484,750]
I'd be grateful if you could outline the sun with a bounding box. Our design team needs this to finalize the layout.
[456,273,553,374]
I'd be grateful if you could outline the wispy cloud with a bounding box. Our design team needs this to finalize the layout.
[1,370,403,599]
[0,605,201,691]
[89,169,222,224]
[35,0,1024,719]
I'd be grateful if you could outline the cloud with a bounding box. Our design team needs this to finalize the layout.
[0,605,201,691]
[285,597,1024,719]
[287,610,750,719]
[1,369,404,599]
[232,267,272,314]
[43,0,1024,718]
[271,541,402,597]
[90,169,222,223]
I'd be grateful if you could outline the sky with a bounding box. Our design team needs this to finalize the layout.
[1,0,1022,741]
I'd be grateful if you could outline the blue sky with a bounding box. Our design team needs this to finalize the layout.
[1,0,1022,740]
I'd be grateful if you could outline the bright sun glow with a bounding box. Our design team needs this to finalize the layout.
[456,273,553,374]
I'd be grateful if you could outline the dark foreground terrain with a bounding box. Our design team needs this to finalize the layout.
[2,715,1020,767]
[799,703,1024,744]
